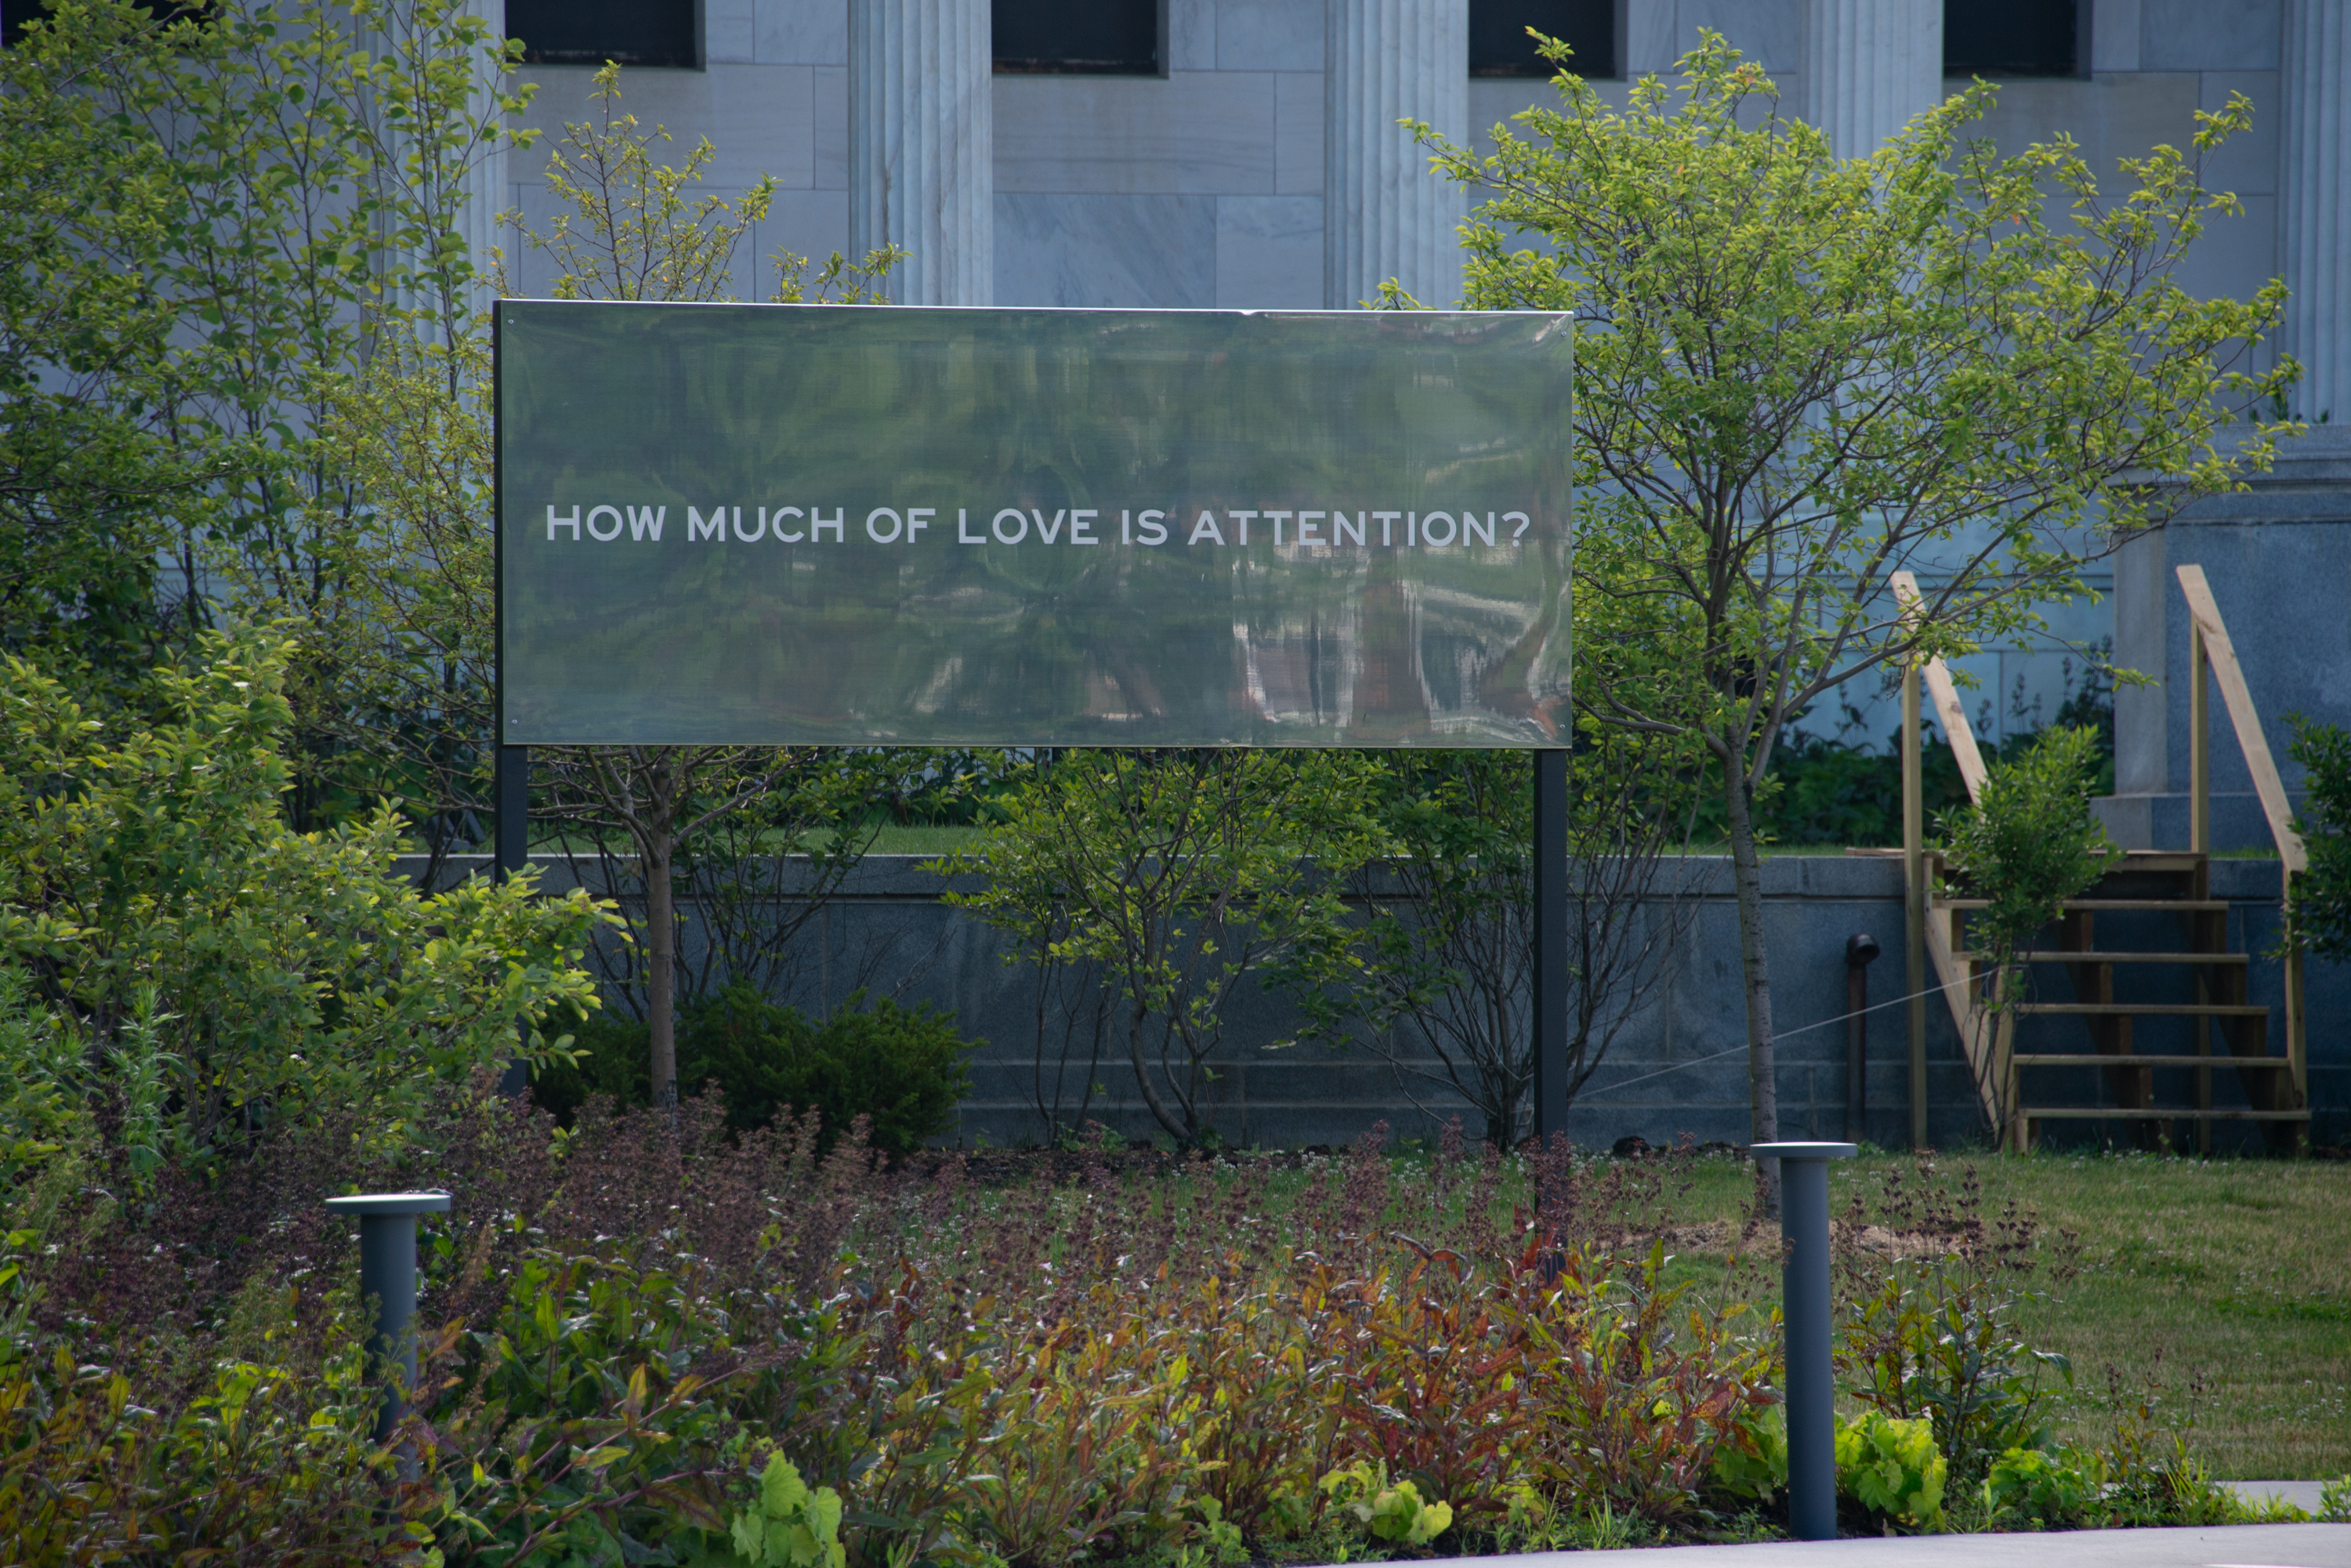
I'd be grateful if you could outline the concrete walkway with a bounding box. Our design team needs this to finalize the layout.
[1411,1523,2351,1567]
[2231,1481,2333,1515]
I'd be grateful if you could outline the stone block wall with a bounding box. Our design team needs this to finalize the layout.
[2099,429,2351,853]
[404,852,2348,1152]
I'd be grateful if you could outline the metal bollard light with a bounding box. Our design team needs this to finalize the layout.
[325,1191,451,1466]
[1748,1142,1856,1541]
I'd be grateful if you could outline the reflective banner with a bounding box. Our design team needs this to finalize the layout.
[496,301,1570,748]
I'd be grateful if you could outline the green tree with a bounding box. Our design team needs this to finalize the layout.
[0,630,609,1174]
[1407,34,2295,1185]
[1939,726,2111,1126]
[1278,736,1703,1147]
[506,66,905,1106]
[0,0,535,814]
[0,3,220,690]
[938,750,1390,1148]
[2281,716,2351,962]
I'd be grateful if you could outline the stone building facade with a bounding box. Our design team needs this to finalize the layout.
[469,3,2346,1144]
[491,0,2349,816]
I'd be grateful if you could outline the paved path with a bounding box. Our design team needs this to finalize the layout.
[1402,1523,2351,1567]
[2232,1482,2333,1515]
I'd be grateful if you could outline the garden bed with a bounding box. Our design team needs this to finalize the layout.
[8,1088,2345,1563]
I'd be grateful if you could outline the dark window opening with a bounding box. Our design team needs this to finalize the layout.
[507,0,700,70]
[5,1,208,49]
[1943,0,2081,78]
[1471,0,1617,78]
[993,0,1161,75]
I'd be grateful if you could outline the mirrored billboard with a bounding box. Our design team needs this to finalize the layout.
[497,301,1570,748]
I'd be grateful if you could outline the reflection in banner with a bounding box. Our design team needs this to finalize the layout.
[498,301,1572,748]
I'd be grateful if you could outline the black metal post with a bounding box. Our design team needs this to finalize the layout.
[496,743,530,884]
[496,744,531,1096]
[1844,933,1880,1143]
[1531,747,1568,1142]
[1750,1141,1856,1541]
[325,1191,451,1476]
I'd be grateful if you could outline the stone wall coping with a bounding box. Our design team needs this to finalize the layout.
[390,851,2292,904]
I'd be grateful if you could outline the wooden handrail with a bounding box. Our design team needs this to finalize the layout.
[1891,570,1988,803]
[1893,569,2003,1147]
[2176,563,2309,1114]
[2176,565,2308,873]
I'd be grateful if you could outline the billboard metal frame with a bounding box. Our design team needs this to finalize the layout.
[488,302,1575,1139]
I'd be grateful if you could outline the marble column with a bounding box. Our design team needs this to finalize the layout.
[1800,0,1941,158]
[455,0,504,317]
[849,0,992,307]
[2280,0,2350,422]
[1324,0,1469,310]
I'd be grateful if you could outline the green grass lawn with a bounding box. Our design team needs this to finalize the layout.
[1610,1150,2351,1479]
[858,824,991,856]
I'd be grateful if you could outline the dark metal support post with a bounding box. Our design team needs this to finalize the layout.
[325,1192,452,1476]
[496,744,531,1095]
[1751,1141,1856,1541]
[1531,747,1568,1143]
[1844,934,1880,1143]
[496,744,530,884]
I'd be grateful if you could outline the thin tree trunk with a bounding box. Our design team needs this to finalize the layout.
[645,831,677,1108]
[1128,998,1186,1143]
[1720,754,1782,1215]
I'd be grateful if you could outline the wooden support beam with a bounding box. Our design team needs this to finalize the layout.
[2175,564,2310,1121]
[1891,571,1987,803]
[2176,565,2307,872]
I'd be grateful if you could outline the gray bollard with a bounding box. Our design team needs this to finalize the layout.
[325,1191,451,1469]
[1748,1142,1855,1541]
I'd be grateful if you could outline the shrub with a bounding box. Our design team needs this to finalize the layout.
[1940,725,2112,1005]
[0,632,609,1173]
[732,1455,847,1568]
[0,1348,424,1565]
[1322,1463,1454,1547]
[2320,1474,2351,1523]
[1981,1444,2103,1528]
[1840,1269,2067,1479]
[1835,1154,2076,1483]
[2284,715,2351,961]
[767,993,974,1157]
[1835,1410,1946,1530]
[1704,1405,1787,1507]
[936,748,1389,1148]
[534,986,974,1154]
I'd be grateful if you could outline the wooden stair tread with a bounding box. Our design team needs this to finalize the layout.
[1955,951,2248,965]
[2014,1001,2267,1017]
[1933,897,2231,912]
[2013,1053,2293,1069]
[2020,1107,2309,1122]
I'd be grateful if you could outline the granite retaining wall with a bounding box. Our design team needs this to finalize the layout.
[397,853,2347,1153]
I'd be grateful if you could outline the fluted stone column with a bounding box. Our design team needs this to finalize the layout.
[1800,0,1941,158]
[456,0,503,317]
[2280,0,2350,422]
[1324,0,1468,310]
[849,0,992,306]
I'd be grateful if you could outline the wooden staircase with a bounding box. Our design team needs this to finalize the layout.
[1926,851,2307,1151]
[1892,567,2310,1153]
